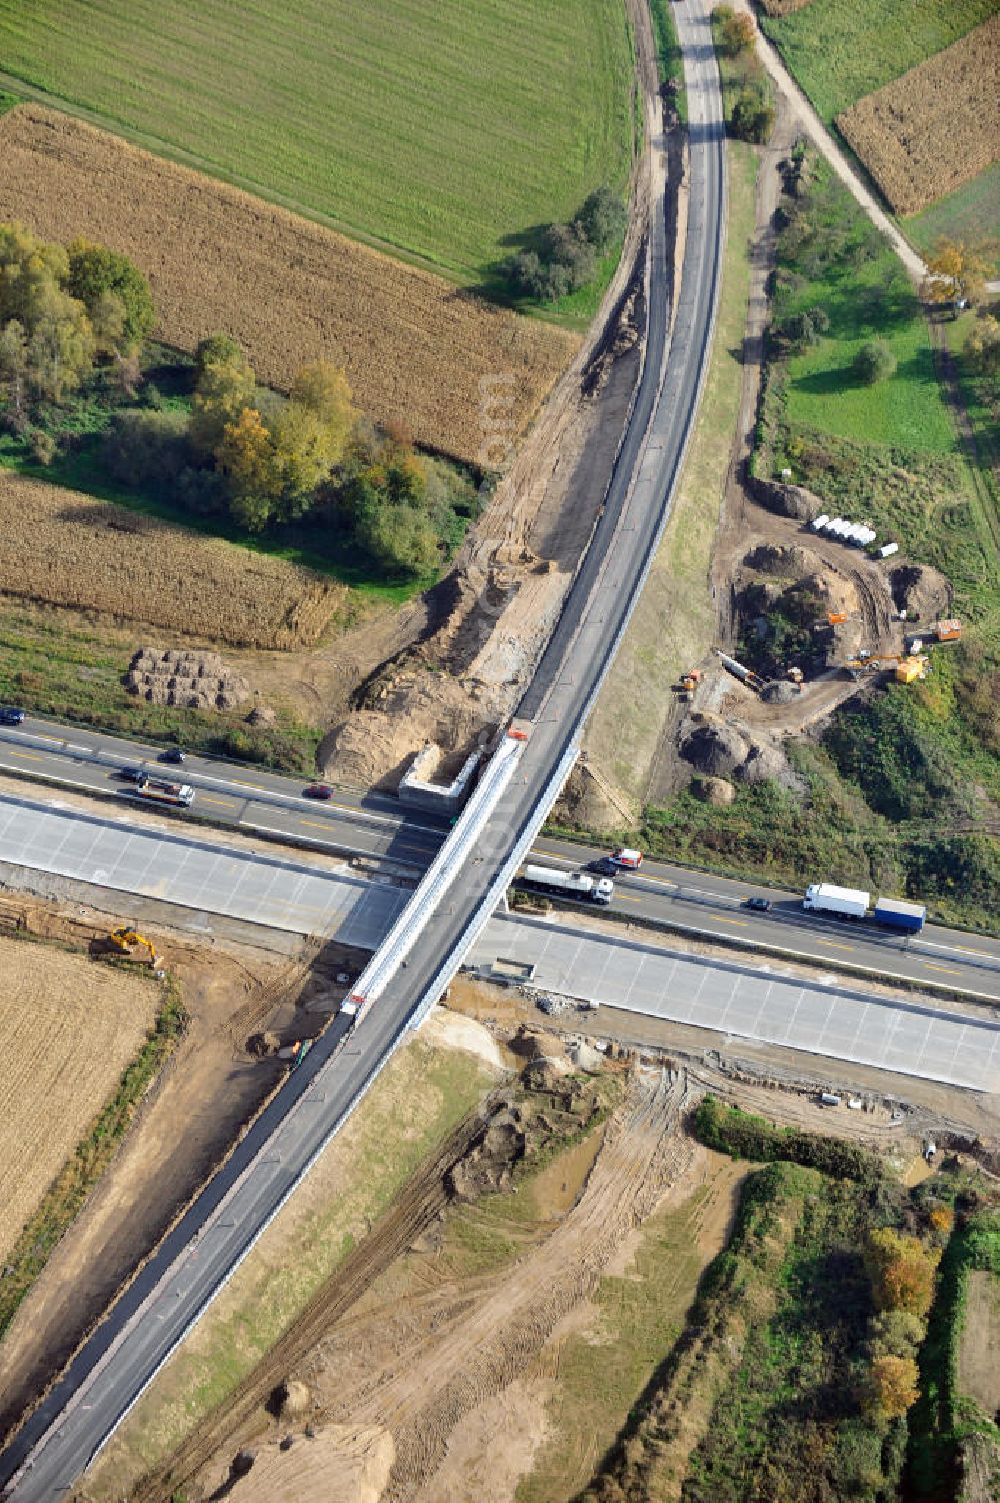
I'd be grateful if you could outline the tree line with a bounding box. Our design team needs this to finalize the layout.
[0,222,479,579]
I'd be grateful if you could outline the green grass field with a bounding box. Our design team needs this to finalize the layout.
[761,0,999,123]
[906,166,1000,273]
[0,0,634,283]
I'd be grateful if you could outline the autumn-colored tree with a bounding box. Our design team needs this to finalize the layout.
[921,240,990,309]
[719,7,756,54]
[0,222,71,329]
[290,360,356,451]
[865,1228,939,1318]
[865,1354,920,1419]
[869,1308,925,1360]
[965,314,1000,377]
[25,288,96,402]
[215,406,275,530]
[190,346,257,454]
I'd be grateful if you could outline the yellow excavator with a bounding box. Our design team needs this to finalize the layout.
[92,927,158,966]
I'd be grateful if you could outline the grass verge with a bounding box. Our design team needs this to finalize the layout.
[0,953,185,1342]
[648,0,687,119]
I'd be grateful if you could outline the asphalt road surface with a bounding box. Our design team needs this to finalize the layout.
[471,916,1000,1094]
[1,788,997,1002]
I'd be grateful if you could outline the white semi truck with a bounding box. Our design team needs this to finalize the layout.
[518,864,614,906]
[802,882,870,919]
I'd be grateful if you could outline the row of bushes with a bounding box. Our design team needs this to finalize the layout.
[693,1094,886,1183]
[504,185,626,303]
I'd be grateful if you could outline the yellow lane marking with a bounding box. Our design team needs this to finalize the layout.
[715,916,749,927]
[5,750,44,762]
[198,795,234,808]
[299,819,343,831]
[615,894,643,904]
[924,963,961,976]
[817,939,854,952]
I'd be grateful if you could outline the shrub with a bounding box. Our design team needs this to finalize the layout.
[715,5,756,56]
[29,428,56,466]
[576,185,628,253]
[853,339,897,385]
[102,407,192,490]
[731,84,775,143]
[692,1095,885,1182]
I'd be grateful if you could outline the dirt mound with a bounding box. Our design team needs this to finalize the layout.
[743,543,822,578]
[746,475,824,522]
[679,719,750,778]
[320,671,494,790]
[126,646,254,712]
[247,1031,280,1058]
[888,562,952,623]
[691,775,736,806]
[759,680,801,705]
[274,1377,311,1420]
[445,1108,526,1202]
[680,714,801,791]
[223,1423,394,1503]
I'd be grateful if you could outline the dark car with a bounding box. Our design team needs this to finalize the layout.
[119,766,146,783]
[159,746,186,764]
[0,706,25,726]
[743,896,772,913]
[587,857,618,876]
[303,783,333,800]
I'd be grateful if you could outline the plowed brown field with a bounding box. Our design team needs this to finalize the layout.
[0,935,156,1261]
[0,107,578,465]
[0,474,343,648]
[837,16,1000,215]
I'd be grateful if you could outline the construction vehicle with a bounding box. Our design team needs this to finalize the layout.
[786,665,804,684]
[675,667,702,701]
[92,927,158,965]
[844,653,929,684]
[931,619,962,642]
[717,651,766,693]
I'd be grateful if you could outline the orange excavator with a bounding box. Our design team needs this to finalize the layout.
[92,927,159,966]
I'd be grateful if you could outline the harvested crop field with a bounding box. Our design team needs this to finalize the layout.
[0,474,343,649]
[0,107,579,465]
[837,16,1000,215]
[0,934,156,1262]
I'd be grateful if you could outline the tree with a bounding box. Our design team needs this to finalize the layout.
[779,306,829,350]
[964,314,1000,377]
[25,291,95,402]
[190,345,256,454]
[66,240,155,351]
[853,339,897,385]
[0,317,28,428]
[717,6,756,55]
[865,1228,938,1317]
[576,186,627,253]
[194,331,245,377]
[921,240,989,309]
[215,407,275,530]
[731,84,775,144]
[269,401,340,519]
[869,1309,925,1360]
[0,221,70,329]
[289,360,356,457]
[88,289,127,356]
[865,1354,920,1419]
[356,500,441,577]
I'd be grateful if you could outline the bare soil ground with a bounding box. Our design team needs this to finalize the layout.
[0,927,156,1263]
[0,891,338,1449]
[958,1269,1000,1421]
[837,17,1000,216]
[0,106,577,467]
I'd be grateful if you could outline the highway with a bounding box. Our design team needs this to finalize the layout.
[1,716,997,997]
[0,4,942,1495]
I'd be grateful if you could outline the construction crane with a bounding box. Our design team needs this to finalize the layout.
[103,927,158,965]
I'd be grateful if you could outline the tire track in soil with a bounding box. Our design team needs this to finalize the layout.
[357,1068,695,1503]
[127,1097,507,1503]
